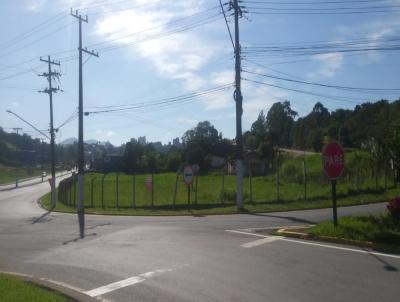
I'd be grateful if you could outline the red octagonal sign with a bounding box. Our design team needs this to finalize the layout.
[323,142,345,180]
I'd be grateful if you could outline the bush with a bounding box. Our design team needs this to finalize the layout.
[387,197,400,220]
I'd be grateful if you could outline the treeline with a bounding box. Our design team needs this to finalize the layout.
[2,98,400,177]
[0,127,80,168]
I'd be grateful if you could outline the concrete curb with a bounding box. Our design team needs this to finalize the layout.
[0,271,108,302]
[277,227,375,249]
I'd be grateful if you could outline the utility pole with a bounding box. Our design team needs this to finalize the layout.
[232,0,244,210]
[39,55,61,209]
[12,127,22,188]
[71,9,99,239]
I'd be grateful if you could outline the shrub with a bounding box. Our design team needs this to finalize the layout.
[387,198,400,220]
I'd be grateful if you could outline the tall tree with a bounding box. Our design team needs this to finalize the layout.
[265,101,297,148]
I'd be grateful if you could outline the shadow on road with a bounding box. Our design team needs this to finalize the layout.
[367,251,399,272]
[63,232,97,245]
[31,209,53,224]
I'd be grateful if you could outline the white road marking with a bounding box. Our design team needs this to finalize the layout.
[281,238,400,260]
[241,236,282,248]
[226,230,400,260]
[225,229,268,238]
[85,268,173,297]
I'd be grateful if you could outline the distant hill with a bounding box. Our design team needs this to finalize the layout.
[59,137,77,145]
[59,138,112,146]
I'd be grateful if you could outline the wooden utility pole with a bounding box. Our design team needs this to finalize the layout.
[71,9,99,239]
[12,127,22,188]
[39,55,61,209]
[233,0,244,210]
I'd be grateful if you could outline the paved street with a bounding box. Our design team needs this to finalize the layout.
[0,178,399,302]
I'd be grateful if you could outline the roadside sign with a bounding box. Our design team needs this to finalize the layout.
[322,141,345,227]
[183,165,194,185]
[323,142,345,180]
[145,175,152,192]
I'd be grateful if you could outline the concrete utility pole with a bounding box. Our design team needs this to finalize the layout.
[39,55,61,209]
[12,127,22,188]
[71,9,99,239]
[233,0,244,210]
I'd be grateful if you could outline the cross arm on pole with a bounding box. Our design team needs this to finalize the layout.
[70,8,88,23]
[81,47,99,57]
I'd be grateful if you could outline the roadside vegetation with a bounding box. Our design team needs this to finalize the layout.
[0,274,67,302]
[308,214,400,251]
[0,163,45,185]
[40,149,400,216]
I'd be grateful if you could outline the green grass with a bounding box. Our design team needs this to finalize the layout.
[41,185,400,216]
[0,274,67,302]
[40,150,399,216]
[0,163,46,185]
[309,215,400,248]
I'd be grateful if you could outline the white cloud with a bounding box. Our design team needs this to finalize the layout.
[176,117,198,125]
[23,0,46,11]
[96,129,115,137]
[93,0,223,91]
[307,52,344,79]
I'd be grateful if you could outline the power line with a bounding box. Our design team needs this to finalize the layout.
[244,0,392,4]
[242,69,400,92]
[219,0,235,51]
[84,83,233,115]
[243,77,365,104]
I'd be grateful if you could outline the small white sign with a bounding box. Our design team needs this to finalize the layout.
[183,165,194,185]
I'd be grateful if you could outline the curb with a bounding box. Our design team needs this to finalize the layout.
[277,227,376,249]
[0,271,107,302]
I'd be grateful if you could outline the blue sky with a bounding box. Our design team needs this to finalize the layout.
[1,0,400,146]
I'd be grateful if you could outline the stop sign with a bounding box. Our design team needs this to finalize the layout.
[323,142,345,180]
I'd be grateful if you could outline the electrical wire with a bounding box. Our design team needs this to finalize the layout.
[242,69,400,92]
[84,83,233,115]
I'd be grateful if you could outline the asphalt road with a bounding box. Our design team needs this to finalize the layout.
[0,177,399,302]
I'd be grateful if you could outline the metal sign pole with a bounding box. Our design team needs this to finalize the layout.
[331,180,338,227]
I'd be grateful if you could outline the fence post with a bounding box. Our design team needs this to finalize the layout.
[384,159,388,191]
[173,172,179,206]
[101,174,105,209]
[220,171,225,204]
[132,173,136,208]
[151,171,154,207]
[73,175,76,207]
[276,152,280,202]
[194,174,199,205]
[116,173,119,209]
[68,178,72,206]
[303,156,307,201]
[90,177,94,208]
[249,164,253,202]
[375,161,379,191]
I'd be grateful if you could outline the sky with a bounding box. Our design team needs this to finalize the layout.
[0,0,400,146]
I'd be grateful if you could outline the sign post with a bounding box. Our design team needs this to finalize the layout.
[323,141,345,227]
[183,165,194,206]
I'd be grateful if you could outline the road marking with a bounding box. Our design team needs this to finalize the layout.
[226,229,400,260]
[281,238,400,260]
[84,268,173,297]
[241,236,282,248]
[225,229,268,238]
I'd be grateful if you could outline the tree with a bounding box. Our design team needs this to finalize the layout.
[388,127,400,182]
[265,101,297,148]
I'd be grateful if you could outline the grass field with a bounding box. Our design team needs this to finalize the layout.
[41,183,400,216]
[309,214,400,250]
[40,150,399,215]
[0,163,46,185]
[0,274,66,302]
